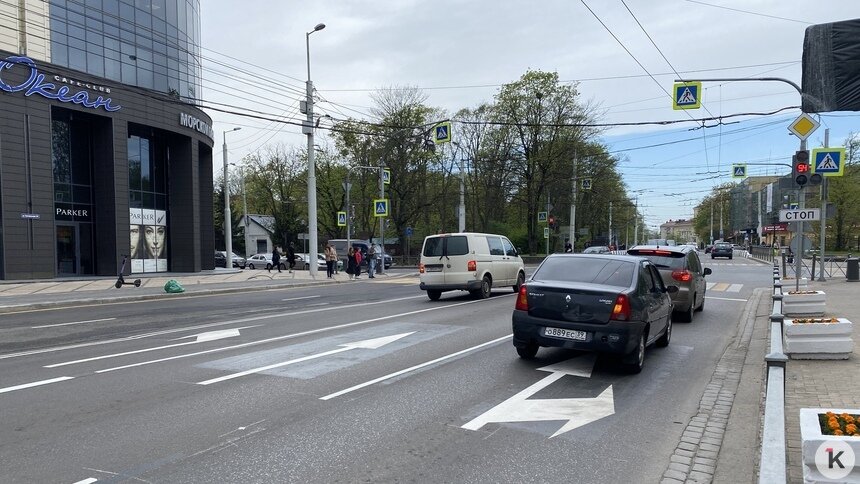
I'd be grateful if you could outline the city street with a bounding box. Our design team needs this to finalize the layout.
[0,260,770,483]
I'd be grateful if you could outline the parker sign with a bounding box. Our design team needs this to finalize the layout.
[779,208,821,222]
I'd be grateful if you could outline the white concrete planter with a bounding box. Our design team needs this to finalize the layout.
[800,408,860,483]
[784,290,827,317]
[784,318,854,359]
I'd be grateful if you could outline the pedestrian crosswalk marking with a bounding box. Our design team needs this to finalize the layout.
[727,283,743,293]
[707,282,744,292]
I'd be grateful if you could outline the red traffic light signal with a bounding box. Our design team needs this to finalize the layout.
[548,215,556,227]
[793,150,811,187]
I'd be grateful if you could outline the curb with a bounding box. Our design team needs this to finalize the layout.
[659,287,766,484]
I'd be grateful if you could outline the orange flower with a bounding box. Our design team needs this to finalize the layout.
[826,411,836,419]
[834,429,844,436]
[847,424,858,435]
[846,415,856,425]
[829,418,841,430]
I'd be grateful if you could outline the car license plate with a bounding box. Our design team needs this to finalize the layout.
[424,265,443,272]
[543,327,587,341]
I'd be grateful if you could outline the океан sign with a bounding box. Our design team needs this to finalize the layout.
[0,56,121,112]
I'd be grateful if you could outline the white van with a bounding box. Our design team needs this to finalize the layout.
[419,232,525,300]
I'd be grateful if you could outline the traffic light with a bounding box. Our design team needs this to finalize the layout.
[548,215,556,228]
[793,150,810,187]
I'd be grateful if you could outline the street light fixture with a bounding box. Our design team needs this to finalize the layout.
[223,127,241,267]
[305,22,325,277]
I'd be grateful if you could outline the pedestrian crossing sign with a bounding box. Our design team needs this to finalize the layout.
[383,169,391,185]
[374,199,389,217]
[811,147,845,176]
[337,211,347,227]
[732,164,747,178]
[581,178,592,190]
[538,211,548,223]
[673,81,701,110]
[433,121,452,144]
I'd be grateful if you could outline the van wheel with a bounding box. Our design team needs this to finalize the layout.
[427,290,441,301]
[513,272,525,293]
[472,276,491,299]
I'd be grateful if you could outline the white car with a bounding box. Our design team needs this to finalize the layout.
[246,253,285,271]
[297,253,344,271]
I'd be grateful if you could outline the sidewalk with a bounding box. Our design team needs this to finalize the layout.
[0,267,404,314]
[713,267,860,483]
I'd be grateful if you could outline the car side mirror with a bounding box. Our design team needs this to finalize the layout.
[704,267,712,276]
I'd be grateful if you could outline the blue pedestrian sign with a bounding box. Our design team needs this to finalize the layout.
[673,81,701,110]
[732,164,747,178]
[337,211,347,227]
[374,199,389,217]
[433,121,452,144]
[383,169,391,185]
[406,226,413,237]
[811,147,845,177]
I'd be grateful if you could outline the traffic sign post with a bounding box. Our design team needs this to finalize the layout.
[581,178,592,190]
[538,211,548,223]
[382,169,391,185]
[788,113,819,141]
[337,211,347,227]
[433,122,452,144]
[811,147,845,177]
[732,164,747,178]
[373,199,389,217]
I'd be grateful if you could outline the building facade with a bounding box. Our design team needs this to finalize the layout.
[0,0,214,279]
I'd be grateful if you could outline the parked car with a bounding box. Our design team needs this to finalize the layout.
[246,253,284,271]
[419,232,525,301]
[328,239,393,270]
[214,251,246,269]
[582,245,612,254]
[711,242,733,259]
[296,253,343,272]
[627,245,711,322]
[512,253,678,373]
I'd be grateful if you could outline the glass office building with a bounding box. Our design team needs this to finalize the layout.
[0,0,215,280]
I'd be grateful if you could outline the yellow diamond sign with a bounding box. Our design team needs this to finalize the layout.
[788,113,819,141]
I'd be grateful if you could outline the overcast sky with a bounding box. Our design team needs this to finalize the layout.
[200,1,860,232]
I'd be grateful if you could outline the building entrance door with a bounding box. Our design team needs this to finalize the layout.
[56,223,95,276]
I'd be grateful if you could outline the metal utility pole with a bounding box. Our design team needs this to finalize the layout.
[633,198,639,246]
[222,127,241,265]
[818,129,829,282]
[608,201,613,249]
[304,22,325,278]
[710,200,714,244]
[719,192,724,241]
[240,166,248,257]
[379,165,386,275]
[458,156,466,232]
[569,152,577,252]
[345,170,351,250]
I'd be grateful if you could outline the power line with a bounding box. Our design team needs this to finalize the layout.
[684,0,812,25]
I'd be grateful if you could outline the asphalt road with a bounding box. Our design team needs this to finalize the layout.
[0,259,770,483]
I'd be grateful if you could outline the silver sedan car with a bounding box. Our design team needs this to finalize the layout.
[246,253,285,270]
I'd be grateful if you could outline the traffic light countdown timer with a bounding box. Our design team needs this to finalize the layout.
[792,150,822,187]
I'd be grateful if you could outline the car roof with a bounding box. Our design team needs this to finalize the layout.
[628,244,690,253]
[547,253,648,263]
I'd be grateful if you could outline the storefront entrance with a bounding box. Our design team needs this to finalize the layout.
[56,223,94,276]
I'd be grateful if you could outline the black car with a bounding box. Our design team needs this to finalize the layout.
[710,242,733,259]
[512,254,677,373]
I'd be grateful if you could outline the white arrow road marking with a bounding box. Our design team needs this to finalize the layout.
[462,355,614,438]
[320,335,511,401]
[93,297,500,374]
[0,376,75,394]
[72,479,97,484]
[197,332,415,385]
[44,328,249,368]
[31,317,116,329]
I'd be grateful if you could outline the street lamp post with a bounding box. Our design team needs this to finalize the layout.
[222,127,241,266]
[304,22,325,277]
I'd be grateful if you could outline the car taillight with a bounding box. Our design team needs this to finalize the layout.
[611,294,631,321]
[515,284,528,311]
[419,263,425,274]
[672,270,692,282]
[467,260,477,271]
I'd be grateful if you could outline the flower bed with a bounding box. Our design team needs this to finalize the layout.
[784,317,853,359]
[801,408,860,483]
[783,290,826,317]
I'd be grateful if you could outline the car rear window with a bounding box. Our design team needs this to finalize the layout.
[534,257,635,288]
[422,236,469,257]
[627,249,686,270]
[716,243,731,249]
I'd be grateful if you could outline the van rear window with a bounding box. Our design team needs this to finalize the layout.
[422,236,469,257]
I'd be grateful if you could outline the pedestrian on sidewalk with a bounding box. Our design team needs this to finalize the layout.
[324,242,337,278]
[353,246,363,279]
[270,246,282,273]
[286,243,296,273]
[367,243,377,278]
[346,246,358,280]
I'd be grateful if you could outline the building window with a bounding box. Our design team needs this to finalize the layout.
[128,131,169,273]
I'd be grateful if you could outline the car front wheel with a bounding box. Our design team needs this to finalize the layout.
[248,263,255,270]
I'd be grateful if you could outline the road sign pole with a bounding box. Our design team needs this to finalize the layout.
[379,165,385,275]
[797,138,806,291]
[818,129,829,282]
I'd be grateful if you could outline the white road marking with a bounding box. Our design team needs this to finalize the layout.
[705,296,747,302]
[281,295,321,302]
[96,297,510,374]
[0,295,428,361]
[462,356,613,438]
[31,318,116,329]
[0,376,74,394]
[197,332,414,385]
[72,479,98,484]
[44,328,246,368]
[320,334,512,401]
[727,283,743,292]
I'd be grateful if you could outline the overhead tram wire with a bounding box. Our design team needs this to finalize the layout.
[684,0,812,25]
